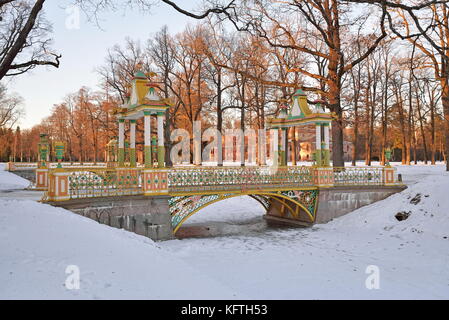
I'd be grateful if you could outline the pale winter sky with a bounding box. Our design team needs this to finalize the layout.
[6,0,202,129]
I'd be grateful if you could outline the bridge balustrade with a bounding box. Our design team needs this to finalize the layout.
[168,166,315,194]
[42,165,399,201]
[332,167,386,186]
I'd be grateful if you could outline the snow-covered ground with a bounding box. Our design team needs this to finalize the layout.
[0,162,448,299]
[0,164,31,190]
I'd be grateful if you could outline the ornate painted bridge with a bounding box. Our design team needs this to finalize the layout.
[41,165,400,236]
[27,69,404,240]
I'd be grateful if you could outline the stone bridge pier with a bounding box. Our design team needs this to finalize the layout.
[51,195,175,241]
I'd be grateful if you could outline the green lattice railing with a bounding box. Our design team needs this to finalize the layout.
[168,166,314,193]
[68,168,142,199]
[60,165,393,200]
[332,167,385,186]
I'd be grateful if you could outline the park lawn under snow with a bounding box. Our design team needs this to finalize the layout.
[0,162,448,299]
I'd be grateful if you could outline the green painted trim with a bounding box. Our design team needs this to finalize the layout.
[144,146,152,167]
[315,121,331,126]
[157,146,165,168]
[130,119,137,124]
[157,111,165,116]
[314,150,322,166]
[129,148,136,167]
[143,110,152,116]
[279,150,286,166]
[118,147,125,166]
[118,119,125,123]
[321,149,330,167]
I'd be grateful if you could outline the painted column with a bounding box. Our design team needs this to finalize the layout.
[259,128,267,166]
[157,112,165,168]
[217,130,223,166]
[47,171,70,201]
[280,128,287,166]
[144,111,152,167]
[240,130,245,167]
[35,168,48,190]
[315,123,322,166]
[383,167,397,186]
[193,121,202,166]
[291,127,297,166]
[129,120,136,167]
[323,123,330,166]
[271,129,279,167]
[118,119,125,167]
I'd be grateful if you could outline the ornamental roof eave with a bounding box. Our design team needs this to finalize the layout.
[116,104,169,120]
[267,113,334,128]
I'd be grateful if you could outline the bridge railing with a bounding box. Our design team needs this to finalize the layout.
[6,162,108,171]
[65,167,142,199]
[168,166,315,193]
[42,165,401,201]
[332,166,386,186]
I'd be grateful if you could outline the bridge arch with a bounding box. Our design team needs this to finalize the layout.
[169,190,318,234]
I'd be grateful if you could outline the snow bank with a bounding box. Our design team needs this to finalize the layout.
[161,164,449,299]
[326,169,449,239]
[1,163,448,299]
[0,164,31,190]
[0,199,242,299]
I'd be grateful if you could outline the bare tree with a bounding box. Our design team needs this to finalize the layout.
[0,84,24,129]
[217,0,389,167]
[0,0,61,79]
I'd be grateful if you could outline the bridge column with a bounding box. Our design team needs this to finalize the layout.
[313,167,334,187]
[118,119,125,167]
[217,130,223,166]
[271,129,279,167]
[47,170,70,201]
[322,123,330,166]
[240,130,245,167]
[144,111,152,167]
[258,128,267,166]
[143,168,169,196]
[129,120,136,167]
[291,127,297,166]
[280,128,287,166]
[193,121,202,166]
[157,112,165,168]
[35,168,49,190]
[315,123,322,166]
[383,167,397,186]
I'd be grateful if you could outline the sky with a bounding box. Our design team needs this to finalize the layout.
[6,0,202,129]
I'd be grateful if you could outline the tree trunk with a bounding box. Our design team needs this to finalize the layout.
[441,72,449,171]
[351,69,360,166]
[406,75,413,165]
[430,97,436,165]
[416,90,428,164]
[394,87,407,164]
[240,80,245,167]
[328,76,344,167]
[163,72,173,167]
[216,68,223,167]
[0,0,46,80]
